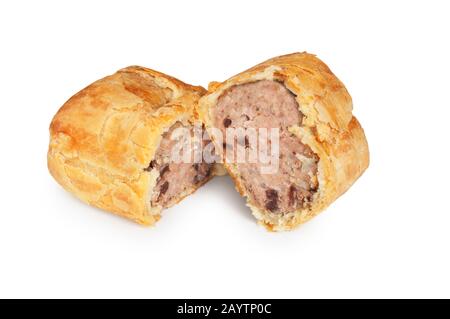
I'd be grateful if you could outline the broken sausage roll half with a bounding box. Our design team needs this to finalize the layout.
[198,53,369,231]
[48,66,221,225]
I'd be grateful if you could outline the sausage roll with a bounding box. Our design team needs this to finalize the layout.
[198,53,369,231]
[48,66,220,225]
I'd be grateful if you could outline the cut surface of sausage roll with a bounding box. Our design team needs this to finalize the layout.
[48,66,219,225]
[198,53,369,231]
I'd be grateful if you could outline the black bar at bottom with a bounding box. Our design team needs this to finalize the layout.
[0,299,448,316]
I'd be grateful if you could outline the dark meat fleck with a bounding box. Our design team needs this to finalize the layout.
[144,160,156,172]
[265,189,279,212]
[223,118,232,128]
[304,192,314,203]
[159,181,169,196]
[266,188,278,200]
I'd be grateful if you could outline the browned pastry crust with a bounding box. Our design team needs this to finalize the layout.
[48,66,217,225]
[198,52,370,231]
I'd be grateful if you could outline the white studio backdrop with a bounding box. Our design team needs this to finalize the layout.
[0,0,449,298]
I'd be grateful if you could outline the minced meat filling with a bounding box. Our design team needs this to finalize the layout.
[214,80,318,214]
[148,123,212,208]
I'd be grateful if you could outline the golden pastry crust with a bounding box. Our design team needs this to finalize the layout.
[198,52,370,231]
[48,66,211,225]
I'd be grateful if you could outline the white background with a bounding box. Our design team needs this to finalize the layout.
[0,0,449,298]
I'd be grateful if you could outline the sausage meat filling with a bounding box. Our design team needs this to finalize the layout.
[214,80,319,214]
[148,123,212,208]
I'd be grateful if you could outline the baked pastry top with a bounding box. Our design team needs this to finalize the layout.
[48,66,208,225]
[198,52,370,230]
